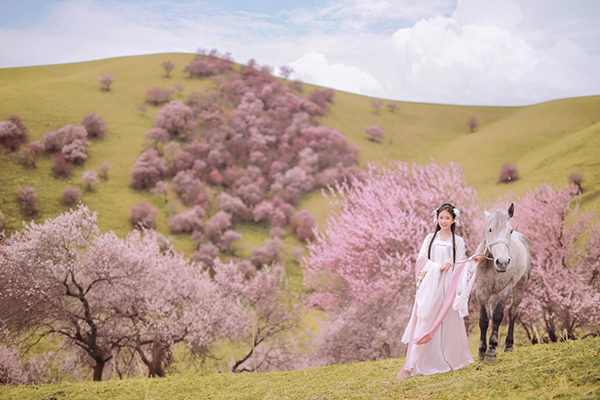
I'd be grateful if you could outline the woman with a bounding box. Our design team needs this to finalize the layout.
[397,203,484,379]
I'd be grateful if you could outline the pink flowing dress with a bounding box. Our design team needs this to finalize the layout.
[397,233,477,378]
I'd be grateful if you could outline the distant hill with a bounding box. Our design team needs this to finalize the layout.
[1,53,599,251]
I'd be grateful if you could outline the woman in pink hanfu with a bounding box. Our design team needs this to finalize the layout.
[397,203,484,379]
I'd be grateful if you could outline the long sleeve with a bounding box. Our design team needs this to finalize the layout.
[453,236,478,317]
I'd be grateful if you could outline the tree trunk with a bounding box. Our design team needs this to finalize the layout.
[92,359,105,381]
[146,342,167,377]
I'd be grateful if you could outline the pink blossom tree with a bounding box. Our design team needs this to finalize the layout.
[279,65,294,80]
[0,206,113,380]
[0,114,28,151]
[168,206,205,234]
[219,229,243,254]
[81,113,107,139]
[62,139,89,164]
[146,87,174,106]
[205,211,232,242]
[0,346,26,384]
[62,186,82,206]
[96,162,111,180]
[253,200,274,224]
[172,170,205,206]
[365,124,385,143]
[371,99,383,114]
[492,184,600,342]
[499,163,519,183]
[216,192,251,222]
[160,60,175,77]
[387,103,398,113]
[144,127,170,149]
[226,264,304,373]
[0,206,249,380]
[302,159,482,363]
[129,199,158,229]
[97,73,114,91]
[17,187,38,217]
[290,209,317,242]
[569,172,584,194]
[250,237,285,268]
[309,88,335,110]
[80,170,99,192]
[51,153,73,178]
[154,100,197,141]
[110,233,247,377]
[130,149,168,190]
[468,114,479,132]
[150,181,170,203]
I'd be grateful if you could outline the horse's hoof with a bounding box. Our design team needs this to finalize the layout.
[483,354,497,365]
[478,352,485,361]
[505,346,514,352]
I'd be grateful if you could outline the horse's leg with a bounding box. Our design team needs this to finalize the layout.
[478,302,489,361]
[484,300,504,365]
[506,281,526,352]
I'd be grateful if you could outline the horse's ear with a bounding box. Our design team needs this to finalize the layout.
[484,210,490,218]
[508,203,514,218]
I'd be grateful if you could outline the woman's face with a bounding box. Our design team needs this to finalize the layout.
[437,210,454,231]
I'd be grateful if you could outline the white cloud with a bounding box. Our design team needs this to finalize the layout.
[0,0,599,105]
[289,52,382,95]
[391,16,538,104]
[388,0,600,105]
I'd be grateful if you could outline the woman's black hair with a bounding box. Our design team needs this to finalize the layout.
[427,203,457,263]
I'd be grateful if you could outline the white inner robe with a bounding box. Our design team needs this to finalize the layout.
[401,233,474,376]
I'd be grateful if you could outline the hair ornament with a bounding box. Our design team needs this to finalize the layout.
[453,208,461,226]
[432,207,439,224]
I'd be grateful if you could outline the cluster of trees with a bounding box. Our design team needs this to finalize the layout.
[130,53,360,264]
[0,113,111,223]
[17,113,107,178]
[303,159,600,363]
[0,206,303,382]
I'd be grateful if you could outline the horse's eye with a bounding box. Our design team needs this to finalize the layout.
[489,228,492,232]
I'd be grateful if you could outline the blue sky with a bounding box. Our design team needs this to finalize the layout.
[1,0,599,106]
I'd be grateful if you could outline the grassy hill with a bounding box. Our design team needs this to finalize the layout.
[2,54,600,228]
[1,53,600,261]
[1,336,599,399]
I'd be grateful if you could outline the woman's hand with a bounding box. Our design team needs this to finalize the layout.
[440,262,452,272]
[474,253,485,263]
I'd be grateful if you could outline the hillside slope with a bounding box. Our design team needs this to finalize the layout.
[1,53,599,246]
[1,337,598,399]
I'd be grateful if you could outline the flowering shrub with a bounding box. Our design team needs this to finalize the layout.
[81,113,107,139]
[129,199,158,229]
[17,186,38,216]
[62,186,82,206]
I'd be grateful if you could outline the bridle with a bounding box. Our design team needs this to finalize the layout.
[483,238,510,261]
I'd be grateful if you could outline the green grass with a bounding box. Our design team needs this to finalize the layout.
[2,337,598,399]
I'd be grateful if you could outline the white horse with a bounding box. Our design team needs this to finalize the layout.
[475,203,531,364]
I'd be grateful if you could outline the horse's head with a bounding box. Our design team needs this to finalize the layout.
[484,203,515,273]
